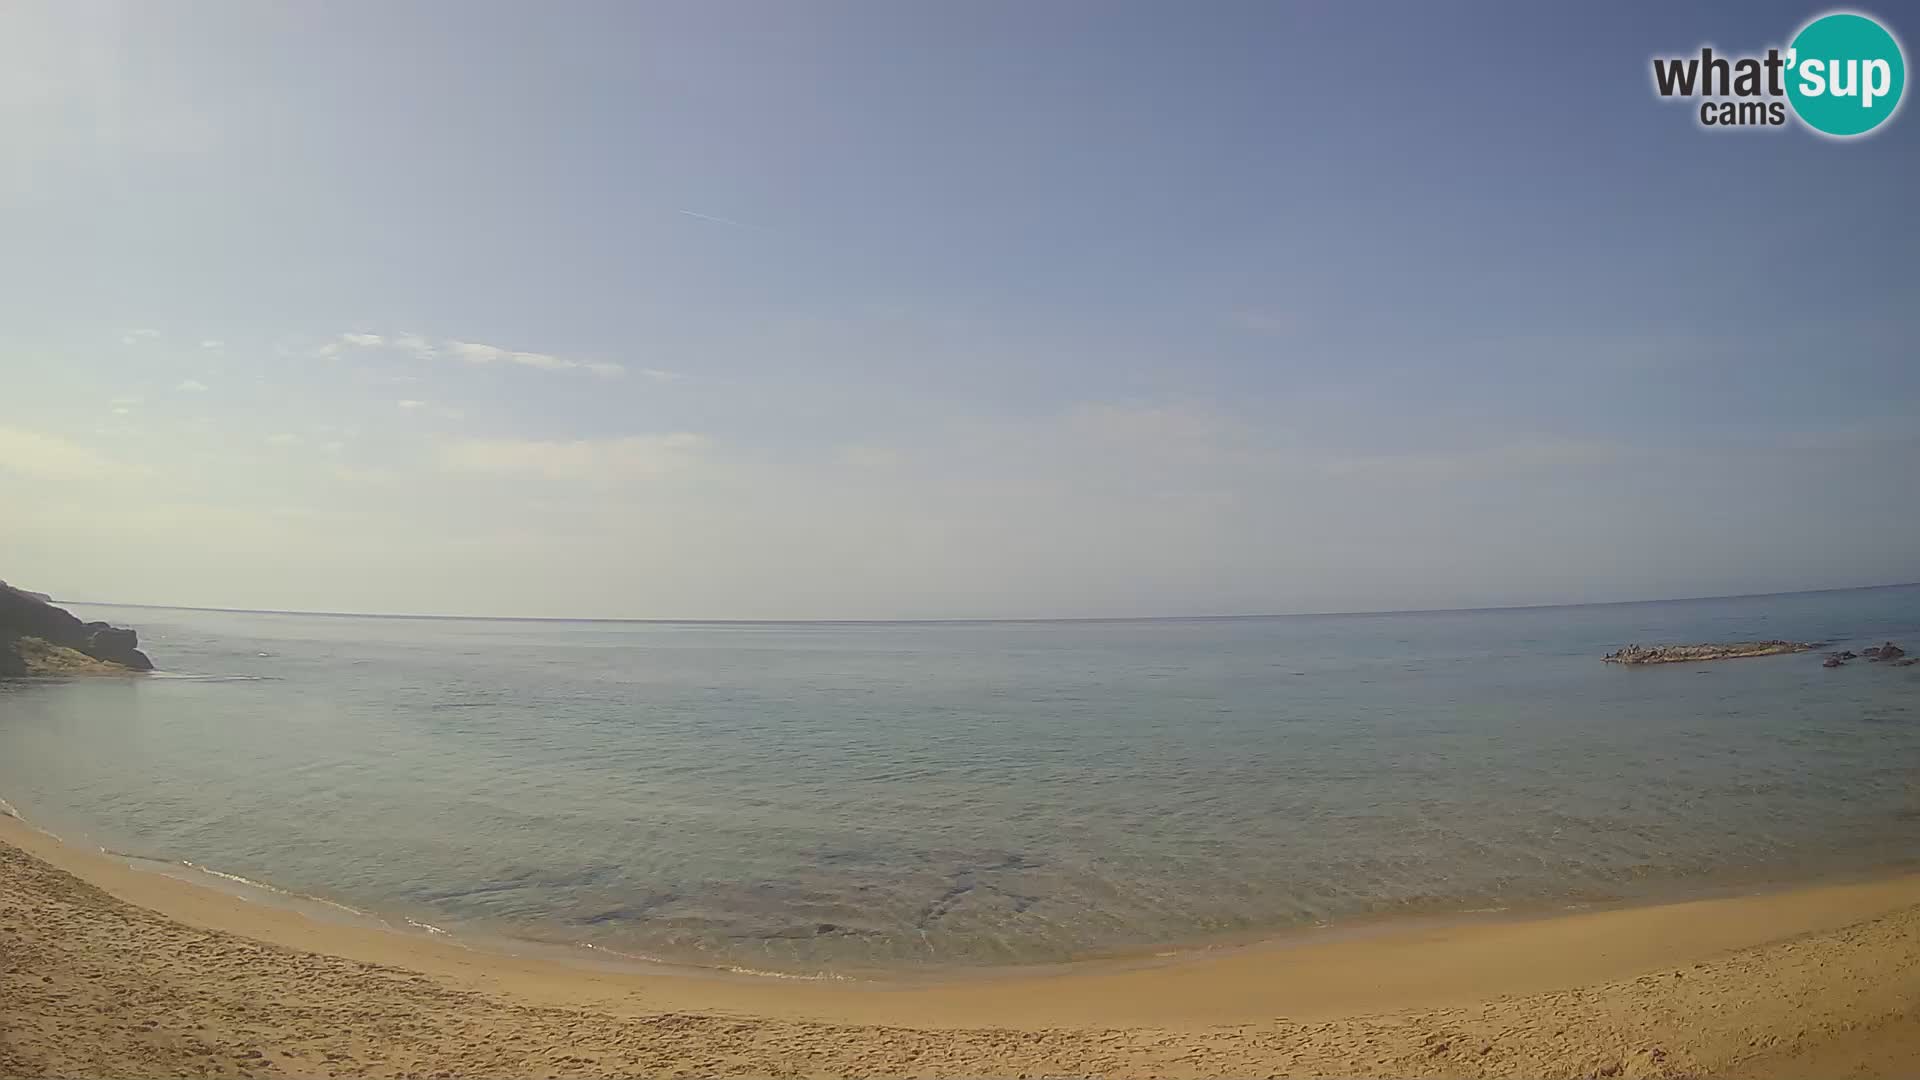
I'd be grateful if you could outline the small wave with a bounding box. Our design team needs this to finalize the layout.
[173,859,385,922]
[573,942,853,981]
[146,673,274,682]
[578,941,673,964]
[0,797,18,819]
[405,917,452,935]
[99,846,166,861]
[180,859,280,890]
[719,964,854,982]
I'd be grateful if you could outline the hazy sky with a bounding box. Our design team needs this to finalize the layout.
[2,2,1916,619]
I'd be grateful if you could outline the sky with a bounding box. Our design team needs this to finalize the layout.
[2,1,1917,619]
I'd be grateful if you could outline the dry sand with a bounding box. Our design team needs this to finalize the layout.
[4,813,1919,1079]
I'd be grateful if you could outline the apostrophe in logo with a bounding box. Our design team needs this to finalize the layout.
[1650,9,1906,137]
[1785,12,1906,136]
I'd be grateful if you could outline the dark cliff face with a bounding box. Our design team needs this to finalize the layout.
[0,582,153,675]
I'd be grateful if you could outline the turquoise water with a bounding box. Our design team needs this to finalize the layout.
[2,586,1918,974]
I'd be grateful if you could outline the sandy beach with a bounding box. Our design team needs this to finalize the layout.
[4,815,1920,1078]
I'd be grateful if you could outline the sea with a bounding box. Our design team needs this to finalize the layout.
[2,585,1917,976]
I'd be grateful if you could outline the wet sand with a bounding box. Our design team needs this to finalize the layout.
[4,813,1920,1078]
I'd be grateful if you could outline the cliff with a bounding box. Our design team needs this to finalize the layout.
[0,581,153,677]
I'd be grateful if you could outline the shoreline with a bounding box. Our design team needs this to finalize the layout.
[8,814,1920,1076]
[14,795,1920,989]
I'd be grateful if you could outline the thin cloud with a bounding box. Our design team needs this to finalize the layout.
[1232,309,1297,336]
[393,332,436,359]
[120,328,161,345]
[438,433,709,479]
[1316,440,1632,478]
[0,426,148,479]
[176,379,208,392]
[199,339,224,350]
[325,331,629,378]
[676,208,753,229]
[442,339,625,377]
[397,399,463,420]
[839,445,905,469]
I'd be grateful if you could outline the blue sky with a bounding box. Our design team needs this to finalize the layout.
[2,2,1916,618]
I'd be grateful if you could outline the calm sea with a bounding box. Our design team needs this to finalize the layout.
[3,586,1918,975]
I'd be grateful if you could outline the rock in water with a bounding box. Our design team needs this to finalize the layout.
[1602,641,1815,664]
[0,581,153,675]
[1864,641,1906,662]
[80,623,153,670]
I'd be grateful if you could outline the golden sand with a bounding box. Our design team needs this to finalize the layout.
[3,813,1918,1078]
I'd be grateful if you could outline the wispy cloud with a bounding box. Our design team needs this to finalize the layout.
[0,426,147,479]
[444,340,626,377]
[396,399,464,419]
[1231,309,1297,336]
[322,331,635,378]
[1315,439,1632,478]
[120,328,161,345]
[266,432,300,446]
[839,445,905,468]
[676,208,753,229]
[199,339,224,350]
[393,332,436,359]
[1062,402,1251,466]
[176,379,208,392]
[438,433,709,479]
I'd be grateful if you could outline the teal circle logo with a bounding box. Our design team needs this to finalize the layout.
[1787,12,1906,136]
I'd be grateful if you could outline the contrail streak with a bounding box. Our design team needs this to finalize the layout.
[676,209,753,228]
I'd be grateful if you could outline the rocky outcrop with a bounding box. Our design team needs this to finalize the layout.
[0,580,53,603]
[1603,641,1816,665]
[0,582,152,676]
[1863,642,1907,662]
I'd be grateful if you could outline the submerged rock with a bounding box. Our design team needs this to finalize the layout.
[1823,656,1846,668]
[1602,641,1815,665]
[1863,641,1907,662]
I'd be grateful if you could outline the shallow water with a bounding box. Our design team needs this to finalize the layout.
[2,587,1918,974]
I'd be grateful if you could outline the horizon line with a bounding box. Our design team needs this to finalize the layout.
[50,580,1920,627]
